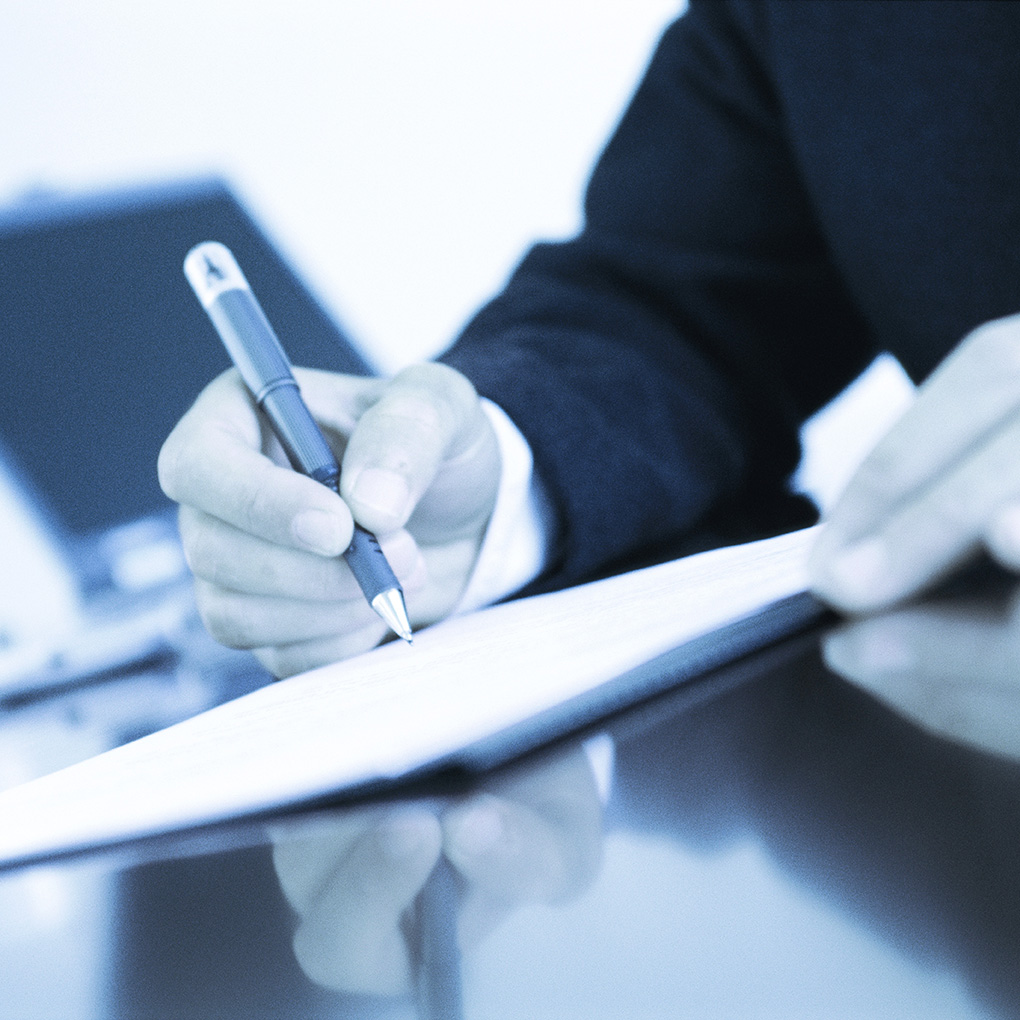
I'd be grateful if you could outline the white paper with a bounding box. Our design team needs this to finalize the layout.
[0,526,817,867]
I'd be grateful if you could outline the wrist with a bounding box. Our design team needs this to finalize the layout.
[454,400,552,613]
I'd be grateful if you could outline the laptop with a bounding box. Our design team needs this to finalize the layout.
[0,176,374,696]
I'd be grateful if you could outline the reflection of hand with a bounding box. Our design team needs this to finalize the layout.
[158,363,500,677]
[822,595,1020,760]
[271,747,603,996]
[811,313,1020,614]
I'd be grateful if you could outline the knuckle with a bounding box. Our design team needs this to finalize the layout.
[377,395,445,441]
[178,512,235,588]
[188,534,235,589]
[176,510,206,575]
[156,428,185,502]
[193,584,252,649]
[176,509,203,563]
[394,363,478,428]
[352,365,481,476]
[236,476,278,539]
[399,361,474,398]
[254,646,288,678]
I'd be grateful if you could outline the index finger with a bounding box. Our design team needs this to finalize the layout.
[158,370,353,556]
[821,313,1020,546]
[340,363,496,537]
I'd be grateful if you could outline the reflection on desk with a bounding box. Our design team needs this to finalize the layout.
[2,580,1020,1018]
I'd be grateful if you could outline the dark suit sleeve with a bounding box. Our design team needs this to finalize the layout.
[441,1,877,590]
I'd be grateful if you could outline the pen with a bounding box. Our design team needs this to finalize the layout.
[183,241,413,644]
[414,853,463,1020]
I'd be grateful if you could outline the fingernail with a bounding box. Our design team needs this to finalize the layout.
[447,798,505,858]
[292,509,346,556]
[824,536,890,601]
[350,469,411,522]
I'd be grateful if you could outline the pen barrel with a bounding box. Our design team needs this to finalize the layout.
[259,383,340,485]
[254,376,404,607]
[261,386,403,604]
[414,856,463,1020]
[208,289,295,402]
[186,242,411,639]
[345,524,401,600]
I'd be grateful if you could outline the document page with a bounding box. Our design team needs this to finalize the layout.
[0,526,818,868]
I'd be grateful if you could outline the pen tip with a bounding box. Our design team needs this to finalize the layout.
[371,589,414,645]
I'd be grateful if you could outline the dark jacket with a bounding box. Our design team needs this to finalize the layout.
[442,0,1020,591]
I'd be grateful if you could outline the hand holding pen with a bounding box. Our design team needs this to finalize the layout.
[159,246,502,677]
[183,242,412,644]
[270,744,603,1001]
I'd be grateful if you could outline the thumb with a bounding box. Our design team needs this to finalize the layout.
[340,363,498,539]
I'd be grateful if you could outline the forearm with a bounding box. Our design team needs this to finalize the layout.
[454,400,553,613]
[441,2,872,589]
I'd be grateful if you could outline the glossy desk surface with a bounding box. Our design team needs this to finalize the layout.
[1,575,1018,1020]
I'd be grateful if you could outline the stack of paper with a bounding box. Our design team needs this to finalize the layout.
[0,526,820,869]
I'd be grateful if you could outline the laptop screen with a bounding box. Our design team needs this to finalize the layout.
[0,178,372,538]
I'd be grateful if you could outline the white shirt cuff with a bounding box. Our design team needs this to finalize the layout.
[454,399,552,614]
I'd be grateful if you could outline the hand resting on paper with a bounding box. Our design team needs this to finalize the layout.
[811,312,1020,614]
[158,363,500,677]
[270,746,603,996]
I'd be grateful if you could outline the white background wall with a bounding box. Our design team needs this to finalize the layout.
[0,0,914,504]
[0,0,684,372]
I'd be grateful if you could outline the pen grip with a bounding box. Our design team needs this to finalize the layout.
[345,525,401,600]
[261,387,401,601]
[263,389,402,605]
[259,383,340,487]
